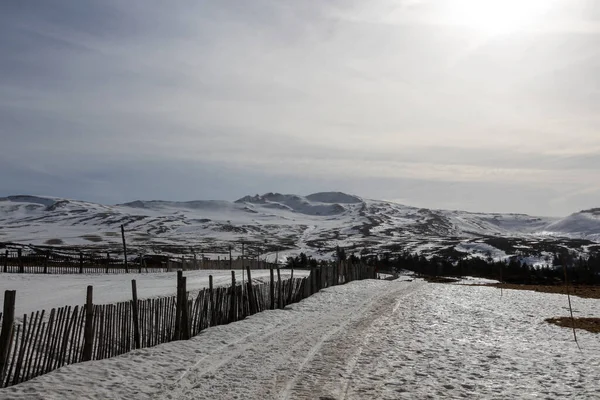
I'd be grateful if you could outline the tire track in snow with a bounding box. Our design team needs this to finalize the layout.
[276,282,424,400]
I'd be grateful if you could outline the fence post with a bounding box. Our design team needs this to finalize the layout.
[229,246,232,270]
[79,252,84,274]
[3,250,8,273]
[230,270,236,322]
[138,254,143,273]
[270,268,275,310]
[131,280,141,349]
[277,268,282,309]
[105,253,110,274]
[43,252,49,274]
[209,275,214,327]
[82,286,94,361]
[287,267,294,305]
[18,249,23,273]
[246,266,255,314]
[0,290,16,383]
[181,277,189,340]
[121,225,128,273]
[174,271,183,340]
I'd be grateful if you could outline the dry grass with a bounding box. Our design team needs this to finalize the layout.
[546,317,600,334]
[479,283,600,300]
[423,276,460,284]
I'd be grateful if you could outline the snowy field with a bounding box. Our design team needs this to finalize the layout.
[0,269,310,317]
[2,278,599,399]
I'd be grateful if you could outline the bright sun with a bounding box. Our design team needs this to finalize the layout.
[444,0,556,35]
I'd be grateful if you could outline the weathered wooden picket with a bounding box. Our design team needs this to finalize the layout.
[0,263,376,388]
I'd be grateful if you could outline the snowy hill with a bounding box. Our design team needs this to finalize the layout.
[541,208,600,241]
[0,193,598,261]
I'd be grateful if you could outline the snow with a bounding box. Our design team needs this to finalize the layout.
[455,242,508,261]
[0,193,597,260]
[3,279,599,399]
[0,269,310,318]
[541,209,600,241]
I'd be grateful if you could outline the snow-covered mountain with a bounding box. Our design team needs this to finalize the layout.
[0,193,598,261]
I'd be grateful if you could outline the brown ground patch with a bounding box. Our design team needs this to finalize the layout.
[423,276,460,284]
[546,317,600,334]
[478,283,600,300]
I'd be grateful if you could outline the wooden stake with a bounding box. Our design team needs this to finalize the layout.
[209,275,214,326]
[0,290,16,383]
[270,268,275,310]
[82,286,94,361]
[563,264,580,349]
[131,280,141,349]
[230,271,236,322]
[4,250,8,273]
[17,249,23,274]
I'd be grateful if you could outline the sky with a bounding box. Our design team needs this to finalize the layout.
[1,0,599,216]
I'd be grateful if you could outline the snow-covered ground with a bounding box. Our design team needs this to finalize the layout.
[3,279,599,399]
[0,269,310,317]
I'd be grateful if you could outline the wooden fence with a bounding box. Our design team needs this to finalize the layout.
[0,263,376,388]
[1,248,279,275]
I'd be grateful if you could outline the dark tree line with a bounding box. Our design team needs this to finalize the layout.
[286,248,600,286]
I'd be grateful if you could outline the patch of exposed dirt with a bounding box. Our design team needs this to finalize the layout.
[423,276,460,284]
[480,283,600,300]
[546,317,600,333]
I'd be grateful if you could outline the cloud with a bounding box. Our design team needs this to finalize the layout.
[0,0,599,216]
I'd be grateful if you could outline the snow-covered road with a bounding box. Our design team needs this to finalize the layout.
[3,279,599,399]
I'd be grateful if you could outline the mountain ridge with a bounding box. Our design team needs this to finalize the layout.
[0,192,598,262]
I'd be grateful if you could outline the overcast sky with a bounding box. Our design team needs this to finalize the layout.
[1,0,599,216]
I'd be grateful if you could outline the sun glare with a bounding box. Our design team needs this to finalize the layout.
[445,0,556,35]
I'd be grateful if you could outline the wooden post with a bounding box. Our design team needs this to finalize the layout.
[270,268,275,310]
[82,286,94,361]
[0,290,16,383]
[121,224,128,273]
[106,253,110,274]
[43,251,49,274]
[277,268,282,309]
[288,267,295,304]
[131,280,141,350]
[246,266,255,314]
[138,254,143,273]
[174,271,183,340]
[241,243,245,297]
[18,248,23,273]
[3,250,7,273]
[209,275,214,326]
[181,277,189,340]
[230,270,236,322]
[79,252,84,274]
[229,246,233,270]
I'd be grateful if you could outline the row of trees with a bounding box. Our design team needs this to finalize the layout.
[286,247,600,286]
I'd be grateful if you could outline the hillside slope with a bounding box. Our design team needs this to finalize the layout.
[0,193,598,262]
